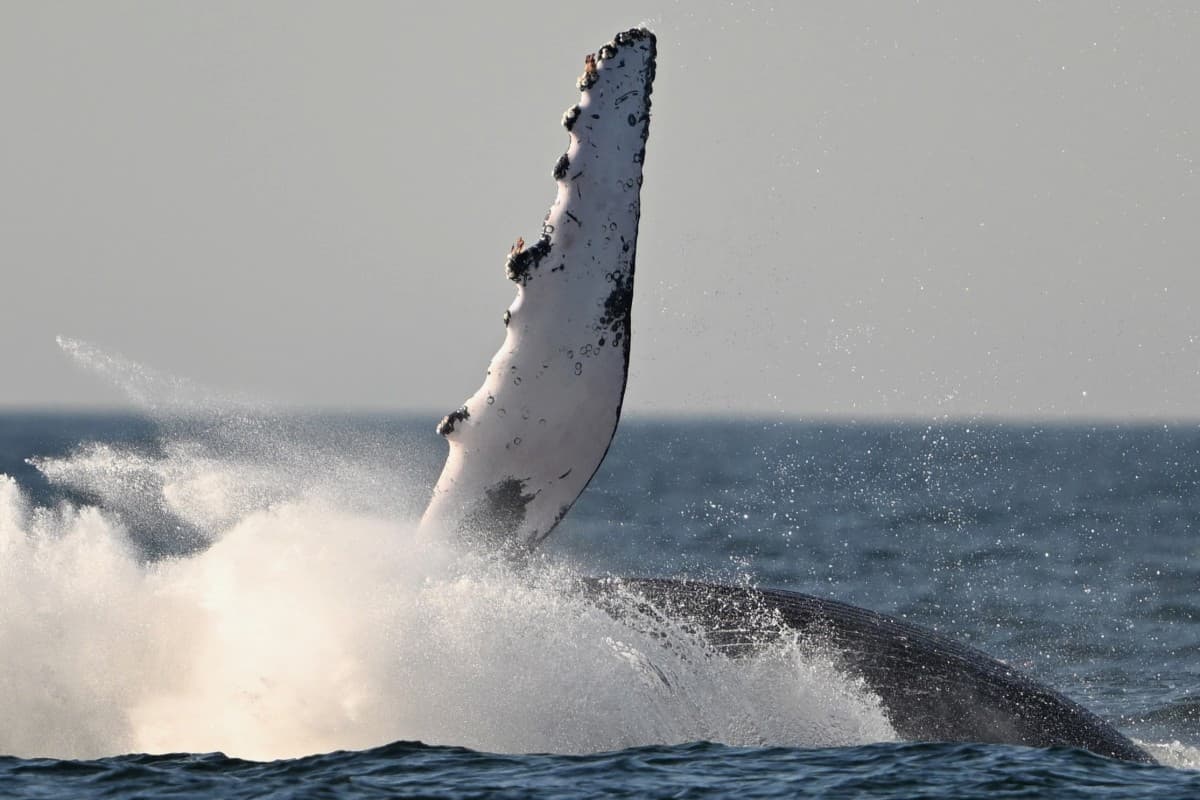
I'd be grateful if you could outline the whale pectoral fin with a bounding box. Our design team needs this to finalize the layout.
[420,29,657,551]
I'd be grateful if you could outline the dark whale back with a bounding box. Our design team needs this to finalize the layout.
[585,578,1153,764]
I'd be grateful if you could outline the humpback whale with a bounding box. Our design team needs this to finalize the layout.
[420,27,1153,764]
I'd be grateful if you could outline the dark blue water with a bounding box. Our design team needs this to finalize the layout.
[1,413,1198,797]
[2,740,1198,799]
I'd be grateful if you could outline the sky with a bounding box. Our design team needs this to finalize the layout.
[1,2,1197,419]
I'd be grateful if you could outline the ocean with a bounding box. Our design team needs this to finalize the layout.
[0,412,1198,798]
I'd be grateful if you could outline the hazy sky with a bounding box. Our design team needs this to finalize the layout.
[2,2,1197,418]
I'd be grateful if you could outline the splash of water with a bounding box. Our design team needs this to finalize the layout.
[1142,741,1200,771]
[0,474,894,761]
[0,341,896,760]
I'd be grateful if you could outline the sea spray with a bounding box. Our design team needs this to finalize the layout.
[0,340,895,759]
[0,469,893,760]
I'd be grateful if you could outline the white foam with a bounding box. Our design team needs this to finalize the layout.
[0,465,893,761]
[0,339,895,759]
[1141,740,1200,770]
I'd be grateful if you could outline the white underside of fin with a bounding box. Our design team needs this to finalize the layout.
[421,28,656,550]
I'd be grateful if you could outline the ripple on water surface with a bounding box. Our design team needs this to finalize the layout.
[2,741,1200,800]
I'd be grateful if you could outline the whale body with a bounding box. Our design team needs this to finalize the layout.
[420,27,1153,764]
[585,578,1151,763]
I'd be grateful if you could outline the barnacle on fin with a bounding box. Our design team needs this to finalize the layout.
[553,153,570,180]
[436,406,470,436]
[577,53,599,90]
[505,235,552,285]
[562,104,581,132]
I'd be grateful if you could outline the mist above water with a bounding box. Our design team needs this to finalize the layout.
[0,341,894,761]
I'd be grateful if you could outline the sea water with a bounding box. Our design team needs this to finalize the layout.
[0,411,1198,798]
